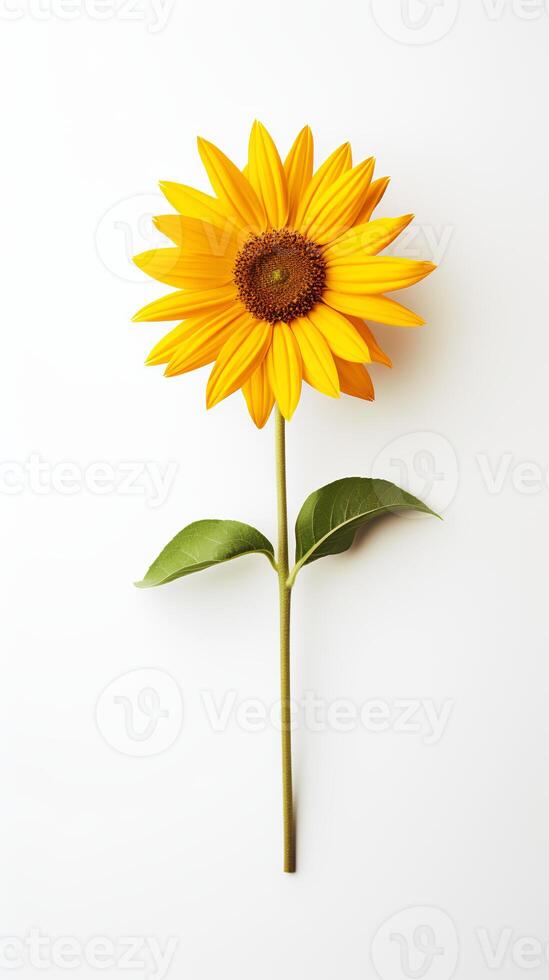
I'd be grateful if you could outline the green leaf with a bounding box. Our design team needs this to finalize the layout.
[136,519,276,588]
[290,477,438,584]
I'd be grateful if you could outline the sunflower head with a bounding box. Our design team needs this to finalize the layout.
[133,121,435,427]
[234,229,326,323]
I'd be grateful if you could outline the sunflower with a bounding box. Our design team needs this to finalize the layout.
[133,122,435,427]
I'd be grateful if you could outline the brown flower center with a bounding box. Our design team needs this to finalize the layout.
[233,229,326,323]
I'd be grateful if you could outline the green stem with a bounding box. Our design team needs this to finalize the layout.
[274,406,295,873]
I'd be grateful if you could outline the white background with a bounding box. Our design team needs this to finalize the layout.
[1,1,549,978]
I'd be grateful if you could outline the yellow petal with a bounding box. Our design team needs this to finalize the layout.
[323,290,425,326]
[326,257,436,294]
[159,182,230,229]
[353,176,390,225]
[153,215,241,257]
[291,317,340,398]
[307,304,371,362]
[132,285,238,322]
[348,318,392,367]
[335,359,375,401]
[247,121,288,229]
[197,137,266,232]
[293,142,352,229]
[207,317,272,408]
[299,157,376,245]
[266,323,302,420]
[242,359,275,428]
[134,248,233,289]
[284,126,313,226]
[325,215,414,261]
[164,306,242,376]
[145,319,198,366]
